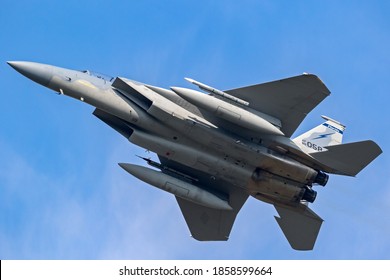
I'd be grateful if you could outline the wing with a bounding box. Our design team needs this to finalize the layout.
[159,156,248,241]
[225,74,330,137]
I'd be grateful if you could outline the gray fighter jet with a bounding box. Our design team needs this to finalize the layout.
[8,61,382,250]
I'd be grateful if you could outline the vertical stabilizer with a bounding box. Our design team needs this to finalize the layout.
[293,116,346,154]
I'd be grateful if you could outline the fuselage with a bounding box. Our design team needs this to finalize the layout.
[8,61,325,206]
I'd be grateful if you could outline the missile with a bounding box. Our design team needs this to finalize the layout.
[170,86,284,136]
[184,77,249,106]
[119,163,233,211]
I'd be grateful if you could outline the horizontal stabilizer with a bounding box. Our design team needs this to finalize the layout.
[311,140,382,176]
[274,204,323,250]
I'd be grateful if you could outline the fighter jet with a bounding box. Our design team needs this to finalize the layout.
[8,61,382,250]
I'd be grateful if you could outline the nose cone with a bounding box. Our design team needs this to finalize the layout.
[8,61,53,86]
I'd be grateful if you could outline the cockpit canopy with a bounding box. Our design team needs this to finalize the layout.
[81,70,114,82]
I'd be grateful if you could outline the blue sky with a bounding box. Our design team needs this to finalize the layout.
[1,0,389,259]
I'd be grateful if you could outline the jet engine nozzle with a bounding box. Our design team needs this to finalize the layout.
[314,171,329,186]
[302,187,317,203]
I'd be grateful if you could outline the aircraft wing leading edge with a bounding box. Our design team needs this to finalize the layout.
[225,74,330,137]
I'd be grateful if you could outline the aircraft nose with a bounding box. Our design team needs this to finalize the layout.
[7,61,53,86]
